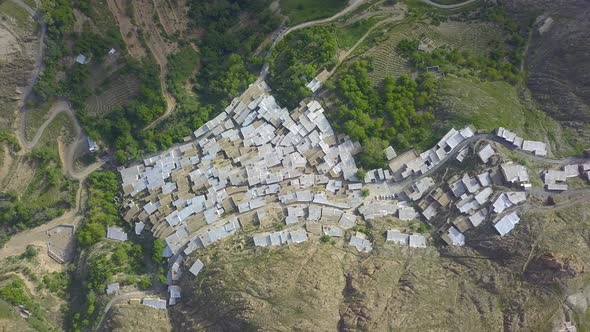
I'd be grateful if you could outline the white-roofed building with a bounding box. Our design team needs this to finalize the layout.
[322,225,343,237]
[349,232,373,253]
[107,227,127,241]
[189,259,204,277]
[477,144,495,163]
[521,140,547,156]
[444,226,465,246]
[494,212,520,236]
[142,298,167,310]
[386,229,409,245]
[409,234,427,248]
[106,283,120,295]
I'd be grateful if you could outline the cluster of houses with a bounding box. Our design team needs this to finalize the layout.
[111,81,587,309]
[543,164,590,191]
[496,127,548,156]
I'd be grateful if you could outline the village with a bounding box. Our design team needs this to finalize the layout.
[109,81,590,310]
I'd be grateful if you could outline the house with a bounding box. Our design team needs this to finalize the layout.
[443,226,465,247]
[468,209,486,227]
[106,227,127,241]
[500,163,529,184]
[142,298,167,310]
[398,206,418,221]
[189,259,204,277]
[322,225,343,237]
[108,48,116,55]
[106,283,120,295]
[135,222,145,235]
[338,212,356,229]
[405,177,435,201]
[477,144,495,163]
[75,54,88,64]
[544,169,568,191]
[384,146,397,160]
[386,229,409,245]
[409,234,427,248]
[168,285,181,305]
[494,211,520,236]
[521,140,547,156]
[349,232,373,253]
[87,137,98,152]
[305,77,321,93]
[563,164,580,178]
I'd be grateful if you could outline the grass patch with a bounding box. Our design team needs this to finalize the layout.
[22,0,36,9]
[335,16,381,49]
[436,76,580,155]
[36,112,76,155]
[280,0,347,25]
[0,0,32,29]
[0,299,14,319]
[25,101,53,141]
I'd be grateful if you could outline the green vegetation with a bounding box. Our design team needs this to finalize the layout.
[0,146,77,244]
[70,241,151,331]
[327,60,436,169]
[41,272,70,298]
[167,46,200,97]
[397,38,522,84]
[269,26,337,108]
[320,235,331,243]
[0,279,28,305]
[70,170,163,330]
[279,0,347,25]
[0,130,21,153]
[0,0,33,28]
[0,278,56,330]
[335,17,380,49]
[81,61,167,162]
[76,171,122,248]
[188,0,280,104]
[395,4,528,84]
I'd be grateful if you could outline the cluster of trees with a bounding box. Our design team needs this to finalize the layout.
[480,5,529,70]
[71,241,150,331]
[76,171,121,248]
[0,279,28,305]
[268,26,338,108]
[327,61,436,169]
[398,6,528,85]
[189,0,280,104]
[397,42,523,84]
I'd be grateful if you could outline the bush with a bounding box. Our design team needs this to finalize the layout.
[0,280,27,305]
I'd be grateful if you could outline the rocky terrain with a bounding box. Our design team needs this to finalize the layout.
[503,0,590,148]
[0,4,36,131]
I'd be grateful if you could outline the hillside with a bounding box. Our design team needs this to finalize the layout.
[171,200,590,331]
[502,0,590,152]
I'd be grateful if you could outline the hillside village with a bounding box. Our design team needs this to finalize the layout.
[114,82,590,309]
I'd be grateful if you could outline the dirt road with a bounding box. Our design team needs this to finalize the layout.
[419,0,480,9]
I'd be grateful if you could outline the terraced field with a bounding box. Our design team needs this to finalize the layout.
[84,76,140,116]
[360,20,503,84]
